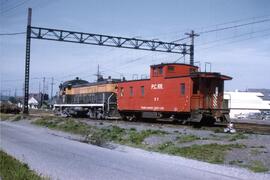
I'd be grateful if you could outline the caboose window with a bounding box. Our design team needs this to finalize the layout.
[130,86,133,96]
[180,83,185,95]
[158,67,163,74]
[168,66,175,72]
[153,68,158,76]
[141,86,144,96]
[120,87,124,96]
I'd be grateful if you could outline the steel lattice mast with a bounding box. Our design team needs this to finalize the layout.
[23,8,196,114]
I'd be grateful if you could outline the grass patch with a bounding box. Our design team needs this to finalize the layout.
[33,118,167,147]
[152,143,245,164]
[0,150,43,180]
[34,117,91,135]
[247,161,269,172]
[12,114,24,121]
[229,160,244,165]
[213,128,224,133]
[0,113,25,121]
[250,149,261,156]
[229,159,269,173]
[250,145,265,148]
[0,113,15,121]
[176,135,200,143]
[125,129,166,145]
[229,133,248,141]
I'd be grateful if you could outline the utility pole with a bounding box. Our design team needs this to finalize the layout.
[97,64,100,81]
[14,88,17,98]
[38,80,41,100]
[23,8,32,114]
[50,77,54,100]
[185,30,199,66]
[41,77,45,105]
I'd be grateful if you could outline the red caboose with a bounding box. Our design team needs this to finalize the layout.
[117,63,232,123]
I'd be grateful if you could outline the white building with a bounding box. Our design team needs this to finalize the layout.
[224,91,270,119]
[28,97,39,109]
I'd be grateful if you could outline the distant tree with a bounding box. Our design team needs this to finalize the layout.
[8,96,18,104]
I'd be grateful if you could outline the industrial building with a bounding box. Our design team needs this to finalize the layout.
[224,90,270,119]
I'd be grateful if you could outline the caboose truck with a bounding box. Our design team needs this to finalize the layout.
[54,63,232,124]
[117,63,232,124]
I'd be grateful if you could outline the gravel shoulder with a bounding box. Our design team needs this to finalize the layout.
[1,120,270,180]
[1,114,270,179]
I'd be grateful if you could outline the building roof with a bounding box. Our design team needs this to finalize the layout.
[224,91,270,110]
[28,97,38,105]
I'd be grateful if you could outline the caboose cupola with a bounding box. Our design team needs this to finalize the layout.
[150,63,199,79]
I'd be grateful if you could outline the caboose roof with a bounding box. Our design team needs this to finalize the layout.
[191,72,232,80]
[150,63,198,68]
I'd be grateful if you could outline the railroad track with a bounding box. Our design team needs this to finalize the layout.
[27,112,270,134]
[233,122,270,134]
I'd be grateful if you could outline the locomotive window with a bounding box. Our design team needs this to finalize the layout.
[141,86,145,96]
[120,87,124,96]
[130,86,133,96]
[168,66,175,72]
[180,83,185,95]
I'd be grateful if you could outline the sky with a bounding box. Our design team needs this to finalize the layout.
[1,0,270,97]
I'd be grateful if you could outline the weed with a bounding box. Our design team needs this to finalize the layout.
[12,115,23,121]
[229,133,248,141]
[213,128,224,133]
[229,160,244,165]
[129,127,137,131]
[250,145,265,148]
[176,134,200,143]
[57,119,91,135]
[250,149,261,156]
[0,150,42,180]
[124,129,168,146]
[0,113,14,120]
[84,131,106,146]
[100,125,126,142]
[153,143,245,164]
[247,161,269,172]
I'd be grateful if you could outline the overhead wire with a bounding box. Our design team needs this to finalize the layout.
[198,18,270,35]
[197,31,270,51]
[197,27,270,47]
[0,32,26,36]
[0,0,30,14]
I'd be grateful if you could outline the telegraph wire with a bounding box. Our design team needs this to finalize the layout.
[151,14,270,41]
[0,32,26,36]
[173,55,185,63]
[197,31,270,51]
[0,0,30,14]
[198,18,270,35]
[197,27,270,46]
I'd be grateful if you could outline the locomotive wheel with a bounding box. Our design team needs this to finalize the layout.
[126,115,136,121]
[97,112,104,120]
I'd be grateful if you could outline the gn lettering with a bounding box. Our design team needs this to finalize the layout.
[151,83,163,90]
